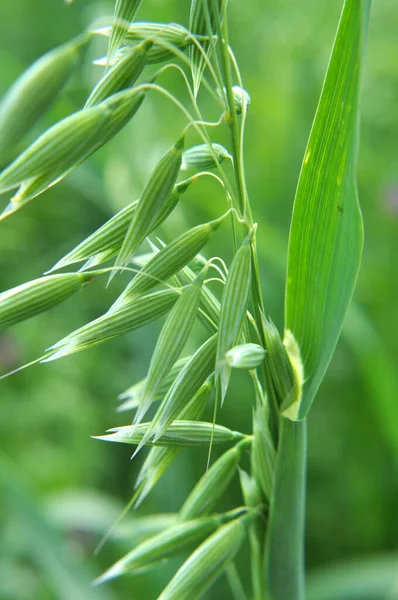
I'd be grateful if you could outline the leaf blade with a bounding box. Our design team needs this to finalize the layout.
[284,0,371,419]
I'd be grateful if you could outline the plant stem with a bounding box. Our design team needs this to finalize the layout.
[225,562,249,600]
[264,417,307,600]
[249,524,266,600]
[217,0,248,218]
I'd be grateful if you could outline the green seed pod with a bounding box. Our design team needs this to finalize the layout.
[180,438,250,521]
[225,343,265,370]
[132,381,212,508]
[51,199,138,272]
[0,33,91,164]
[189,0,223,97]
[50,178,193,273]
[107,0,143,61]
[252,400,276,501]
[158,514,252,600]
[231,85,251,115]
[45,288,180,362]
[114,135,185,273]
[0,272,94,331]
[181,143,231,171]
[118,356,190,410]
[0,88,145,219]
[178,264,221,331]
[85,38,153,108]
[142,334,218,446]
[97,22,191,64]
[216,227,254,403]
[238,469,263,509]
[114,212,227,305]
[133,268,206,430]
[95,420,244,447]
[261,315,303,419]
[95,514,223,584]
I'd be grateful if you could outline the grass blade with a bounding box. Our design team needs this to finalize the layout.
[284,0,372,419]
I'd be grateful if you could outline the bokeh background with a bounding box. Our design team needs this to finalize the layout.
[0,1,397,599]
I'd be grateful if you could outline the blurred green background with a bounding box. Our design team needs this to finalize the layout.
[0,1,397,599]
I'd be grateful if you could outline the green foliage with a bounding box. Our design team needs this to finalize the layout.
[1,0,396,599]
[285,0,370,419]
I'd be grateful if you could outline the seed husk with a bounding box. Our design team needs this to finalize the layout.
[225,343,266,370]
[118,356,190,410]
[113,212,227,305]
[133,268,206,431]
[95,514,223,584]
[113,135,185,274]
[0,88,146,219]
[107,0,143,61]
[189,0,223,97]
[139,334,218,448]
[157,513,252,600]
[231,85,251,115]
[0,272,95,331]
[132,381,212,507]
[50,178,193,273]
[85,38,153,107]
[181,143,231,171]
[177,264,221,331]
[95,420,245,447]
[180,438,250,521]
[216,228,254,403]
[44,288,180,361]
[252,400,276,502]
[97,21,191,64]
[261,315,303,418]
[0,33,91,164]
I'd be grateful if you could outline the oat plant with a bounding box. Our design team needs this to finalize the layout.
[0,1,371,598]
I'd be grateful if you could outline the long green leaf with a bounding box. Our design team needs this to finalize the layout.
[284,0,371,419]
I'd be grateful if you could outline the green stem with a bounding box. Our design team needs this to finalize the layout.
[225,562,249,600]
[249,525,266,600]
[217,0,248,218]
[264,417,307,600]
